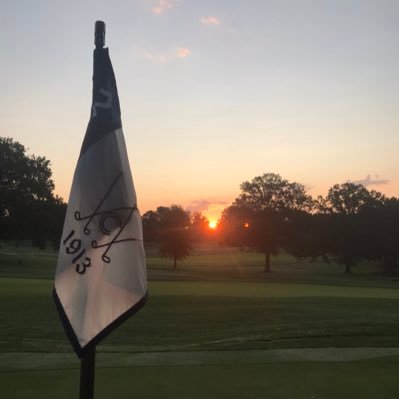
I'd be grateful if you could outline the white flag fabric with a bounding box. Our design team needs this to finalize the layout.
[54,47,147,357]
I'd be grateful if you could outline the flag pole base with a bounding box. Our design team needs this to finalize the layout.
[79,346,96,399]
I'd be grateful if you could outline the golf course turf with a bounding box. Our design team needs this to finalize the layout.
[1,245,399,398]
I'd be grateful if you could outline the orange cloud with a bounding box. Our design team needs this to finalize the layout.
[200,16,221,25]
[176,47,190,58]
[150,0,180,15]
[140,47,191,64]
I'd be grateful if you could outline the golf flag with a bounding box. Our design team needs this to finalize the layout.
[54,33,147,358]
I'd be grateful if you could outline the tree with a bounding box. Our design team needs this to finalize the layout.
[284,210,316,260]
[42,195,67,249]
[358,195,399,275]
[190,212,211,242]
[219,204,250,246]
[221,173,313,272]
[0,137,65,247]
[142,210,161,242]
[316,182,374,274]
[143,205,192,268]
[322,183,373,215]
[236,173,314,213]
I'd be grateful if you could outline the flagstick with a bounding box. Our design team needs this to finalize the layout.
[95,20,106,49]
[78,21,106,399]
[79,347,96,399]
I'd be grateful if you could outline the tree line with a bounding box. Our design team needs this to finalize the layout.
[219,173,399,274]
[0,137,66,249]
[1,137,398,275]
[142,173,399,274]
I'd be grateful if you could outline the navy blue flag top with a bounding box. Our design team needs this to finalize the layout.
[54,45,147,358]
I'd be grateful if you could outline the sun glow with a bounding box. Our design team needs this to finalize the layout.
[208,220,217,229]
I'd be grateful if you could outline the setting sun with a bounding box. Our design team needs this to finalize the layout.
[208,220,217,230]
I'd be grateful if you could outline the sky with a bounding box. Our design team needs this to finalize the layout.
[1,0,399,223]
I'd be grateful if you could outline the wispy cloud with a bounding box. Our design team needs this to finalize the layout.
[200,16,221,25]
[149,0,180,15]
[142,50,168,64]
[351,174,390,187]
[140,47,190,64]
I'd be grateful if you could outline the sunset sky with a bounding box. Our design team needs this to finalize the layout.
[2,0,399,223]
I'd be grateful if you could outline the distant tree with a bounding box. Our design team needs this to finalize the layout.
[235,173,314,213]
[284,210,315,260]
[328,213,364,274]
[246,209,283,272]
[219,204,251,247]
[142,210,161,242]
[219,204,250,247]
[0,137,65,247]
[44,196,67,249]
[358,195,399,275]
[143,205,192,268]
[321,183,373,215]
[221,173,313,272]
[316,182,374,274]
[190,212,210,242]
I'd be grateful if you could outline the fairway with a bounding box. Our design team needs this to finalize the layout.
[1,248,399,397]
[3,361,399,399]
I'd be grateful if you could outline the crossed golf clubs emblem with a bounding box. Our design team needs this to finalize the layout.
[63,172,140,275]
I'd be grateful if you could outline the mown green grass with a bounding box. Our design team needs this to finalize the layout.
[1,242,395,289]
[0,245,57,279]
[2,278,399,354]
[3,360,399,399]
[1,245,399,398]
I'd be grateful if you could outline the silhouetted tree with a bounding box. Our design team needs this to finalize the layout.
[246,209,282,272]
[284,210,315,260]
[143,205,192,268]
[221,173,313,272]
[142,210,161,242]
[0,137,65,247]
[191,212,211,242]
[219,204,250,246]
[358,195,399,274]
[45,196,67,249]
[322,183,373,215]
[317,182,374,274]
[235,173,314,213]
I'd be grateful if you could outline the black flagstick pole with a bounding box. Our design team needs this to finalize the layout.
[79,347,96,399]
[78,20,105,399]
